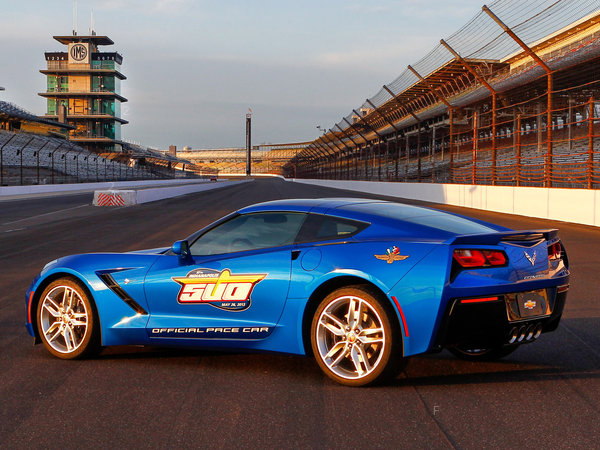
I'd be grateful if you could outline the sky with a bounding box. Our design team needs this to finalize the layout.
[1,0,486,149]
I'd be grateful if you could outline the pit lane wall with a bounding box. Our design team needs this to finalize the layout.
[288,179,600,228]
[0,179,251,204]
[93,180,249,206]
[0,179,216,197]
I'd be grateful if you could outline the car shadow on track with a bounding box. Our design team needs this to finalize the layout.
[82,318,600,387]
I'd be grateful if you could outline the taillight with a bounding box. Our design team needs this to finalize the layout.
[548,242,562,260]
[453,249,507,268]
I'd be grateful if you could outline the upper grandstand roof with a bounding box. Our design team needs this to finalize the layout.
[0,101,74,130]
[122,142,192,165]
[53,35,114,46]
[311,0,600,153]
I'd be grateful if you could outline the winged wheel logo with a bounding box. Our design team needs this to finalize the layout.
[374,246,409,264]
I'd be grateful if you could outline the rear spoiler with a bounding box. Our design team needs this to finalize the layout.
[447,229,559,246]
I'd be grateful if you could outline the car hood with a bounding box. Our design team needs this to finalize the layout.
[40,250,167,280]
[127,247,170,255]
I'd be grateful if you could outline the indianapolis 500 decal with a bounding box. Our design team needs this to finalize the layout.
[172,268,266,311]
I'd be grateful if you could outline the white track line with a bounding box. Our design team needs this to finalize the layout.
[1,204,89,226]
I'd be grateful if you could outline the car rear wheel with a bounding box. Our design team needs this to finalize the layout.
[311,286,403,386]
[449,344,519,361]
[37,278,100,359]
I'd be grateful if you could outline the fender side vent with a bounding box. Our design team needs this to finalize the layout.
[97,272,148,315]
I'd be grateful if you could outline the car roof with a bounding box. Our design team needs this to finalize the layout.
[237,198,508,237]
[238,198,376,214]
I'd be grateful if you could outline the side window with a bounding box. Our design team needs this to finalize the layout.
[295,214,368,243]
[190,212,306,256]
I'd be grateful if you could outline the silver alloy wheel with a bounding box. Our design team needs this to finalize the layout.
[315,295,386,380]
[40,285,89,354]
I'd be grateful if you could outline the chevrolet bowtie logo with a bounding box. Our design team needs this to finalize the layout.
[524,250,537,266]
[523,300,536,310]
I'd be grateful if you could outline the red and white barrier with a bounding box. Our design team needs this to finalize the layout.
[93,190,137,207]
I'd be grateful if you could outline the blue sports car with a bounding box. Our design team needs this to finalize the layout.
[26,198,570,386]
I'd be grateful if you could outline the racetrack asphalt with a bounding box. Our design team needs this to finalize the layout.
[0,178,598,449]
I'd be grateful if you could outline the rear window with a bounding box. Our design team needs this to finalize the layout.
[343,203,495,235]
[295,214,368,243]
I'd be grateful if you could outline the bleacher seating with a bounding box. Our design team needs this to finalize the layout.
[0,130,160,185]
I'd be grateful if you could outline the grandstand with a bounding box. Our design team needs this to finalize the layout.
[1,100,73,138]
[176,142,310,176]
[288,0,600,189]
[0,102,203,185]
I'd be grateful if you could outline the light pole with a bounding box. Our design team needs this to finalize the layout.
[246,110,252,177]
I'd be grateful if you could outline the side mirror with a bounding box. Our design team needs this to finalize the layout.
[171,240,190,258]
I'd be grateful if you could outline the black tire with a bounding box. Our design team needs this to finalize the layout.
[449,344,519,361]
[36,278,100,360]
[310,285,404,387]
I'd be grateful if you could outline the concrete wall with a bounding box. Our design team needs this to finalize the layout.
[289,179,600,227]
[0,179,215,198]
[135,180,248,204]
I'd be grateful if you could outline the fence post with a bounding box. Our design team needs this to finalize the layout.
[0,134,17,186]
[405,134,410,181]
[472,112,478,184]
[492,94,497,185]
[449,109,454,183]
[37,145,40,184]
[516,115,522,186]
[431,125,436,183]
[385,140,390,181]
[417,124,422,182]
[377,142,382,181]
[64,149,70,179]
[395,133,399,181]
[20,138,35,185]
[589,97,594,189]
[546,73,553,188]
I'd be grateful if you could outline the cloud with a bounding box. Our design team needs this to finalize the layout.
[93,0,193,14]
[311,36,439,70]
[346,4,392,14]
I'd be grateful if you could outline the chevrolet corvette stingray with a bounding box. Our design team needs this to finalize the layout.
[25,198,570,386]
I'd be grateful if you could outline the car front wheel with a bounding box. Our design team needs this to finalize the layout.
[311,286,403,386]
[37,278,100,359]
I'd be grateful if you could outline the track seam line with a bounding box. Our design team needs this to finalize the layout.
[1,204,88,226]
[561,322,600,360]
[405,370,458,449]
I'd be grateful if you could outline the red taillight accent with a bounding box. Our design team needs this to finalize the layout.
[460,296,499,304]
[548,242,562,260]
[482,250,506,265]
[453,249,507,268]
[453,249,487,267]
[557,285,569,293]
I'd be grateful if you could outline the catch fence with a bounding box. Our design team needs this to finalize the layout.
[287,0,600,189]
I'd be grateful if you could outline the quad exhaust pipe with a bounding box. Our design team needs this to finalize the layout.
[508,323,542,344]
